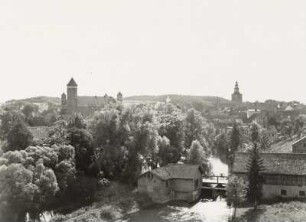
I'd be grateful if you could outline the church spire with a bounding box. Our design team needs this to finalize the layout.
[234,81,240,93]
[232,81,243,104]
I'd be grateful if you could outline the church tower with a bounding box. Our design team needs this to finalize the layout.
[66,78,78,113]
[231,81,243,104]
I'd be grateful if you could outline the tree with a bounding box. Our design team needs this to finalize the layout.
[120,107,159,183]
[250,122,261,144]
[157,136,181,166]
[0,110,25,141]
[89,106,159,183]
[228,123,241,171]
[67,128,94,173]
[293,117,304,137]
[227,175,246,220]
[68,114,87,129]
[259,129,271,150]
[90,109,122,148]
[213,133,229,164]
[89,109,128,179]
[0,148,60,222]
[3,121,33,152]
[47,120,69,145]
[246,143,265,210]
[22,104,38,123]
[158,112,185,151]
[184,108,210,153]
[186,140,211,176]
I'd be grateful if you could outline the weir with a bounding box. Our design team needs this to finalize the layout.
[201,175,228,199]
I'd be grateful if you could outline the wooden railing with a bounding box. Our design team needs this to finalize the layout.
[202,175,228,184]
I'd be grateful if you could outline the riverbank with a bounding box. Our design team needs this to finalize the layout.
[234,201,306,222]
[50,182,144,222]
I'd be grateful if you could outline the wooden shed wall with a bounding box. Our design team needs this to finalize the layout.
[138,174,170,203]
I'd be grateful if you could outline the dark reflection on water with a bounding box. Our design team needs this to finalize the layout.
[121,198,232,222]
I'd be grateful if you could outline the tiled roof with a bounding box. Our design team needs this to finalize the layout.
[233,152,306,176]
[146,164,200,180]
[67,78,78,87]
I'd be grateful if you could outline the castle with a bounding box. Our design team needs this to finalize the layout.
[61,78,122,116]
[231,81,243,104]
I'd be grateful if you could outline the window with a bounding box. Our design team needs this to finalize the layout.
[166,181,169,188]
[281,189,287,196]
[299,191,305,197]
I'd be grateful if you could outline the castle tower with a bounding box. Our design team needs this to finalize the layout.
[231,81,243,104]
[61,93,67,106]
[117,92,123,103]
[66,78,78,113]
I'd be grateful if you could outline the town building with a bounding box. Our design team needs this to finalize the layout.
[292,136,306,153]
[61,78,117,116]
[233,152,306,200]
[231,81,243,104]
[138,164,202,204]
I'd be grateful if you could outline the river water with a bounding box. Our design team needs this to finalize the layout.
[121,156,231,222]
[121,198,231,222]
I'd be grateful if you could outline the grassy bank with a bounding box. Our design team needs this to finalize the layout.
[234,201,306,222]
[50,182,150,222]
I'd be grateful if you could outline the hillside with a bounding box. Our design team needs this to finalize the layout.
[5,96,61,105]
[124,94,231,109]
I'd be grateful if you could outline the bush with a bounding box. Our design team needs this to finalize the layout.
[68,174,98,204]
[135,193,154,209]
[100,205,122,221]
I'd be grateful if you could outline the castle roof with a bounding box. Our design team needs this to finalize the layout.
[233,152,306,176]
[67,78,78,87]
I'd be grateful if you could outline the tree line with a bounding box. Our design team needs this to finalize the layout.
[0,102,214,222]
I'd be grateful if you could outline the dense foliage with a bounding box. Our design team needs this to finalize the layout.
[0,102,214,221]
[0,145,75,222]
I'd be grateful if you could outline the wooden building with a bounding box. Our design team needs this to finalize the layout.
[292,136,306,153]
[233,152,306,200]
[138,164,202,204]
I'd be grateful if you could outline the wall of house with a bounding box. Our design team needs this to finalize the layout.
[234,173,306,200]
[170,179,194,192]
[262,185,306,199]
[138,170,202,203]
[292,138,306,153]
[170,172,202,202]
[138,174,170,204]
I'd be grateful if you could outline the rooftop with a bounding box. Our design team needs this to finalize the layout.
[67,78,78,87]
[233,152,306,176]
[292,136,306,146]
[143,164,201,180]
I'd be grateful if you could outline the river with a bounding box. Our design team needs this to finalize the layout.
[121,156,231,222]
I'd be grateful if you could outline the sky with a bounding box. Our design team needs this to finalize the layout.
[0,0,305,103]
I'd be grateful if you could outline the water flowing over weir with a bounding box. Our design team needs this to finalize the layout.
[121,198,231,222]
